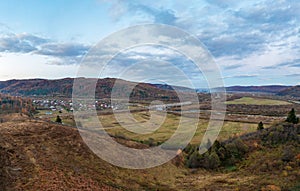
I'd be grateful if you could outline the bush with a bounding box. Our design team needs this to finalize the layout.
[257,121,264,130]
[234,138,249,154]
[147,138,156,147]
[184,144,196,156]
[261,124,299,145]
[186,151,203,168]
[225,138,248,160]
[207,152,221,169]
[282,145,295,162]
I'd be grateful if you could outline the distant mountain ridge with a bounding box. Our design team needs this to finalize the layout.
[152,84,195,92]
[1,78,299,98]
[277,85,300,98]
[223,85,291,94]
[0,78,192,101]
[0,78,74,97]
[216,85,300,98]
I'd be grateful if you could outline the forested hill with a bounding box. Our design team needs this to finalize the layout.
[0,78,194,101]
[0,78,74,97]
[223,85,291,94]
[0,94,34,115]
[277,85,300,98]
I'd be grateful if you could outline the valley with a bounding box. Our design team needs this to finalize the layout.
[0,78,300,190]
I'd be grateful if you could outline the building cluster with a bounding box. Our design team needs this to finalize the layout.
[32,99,120,112]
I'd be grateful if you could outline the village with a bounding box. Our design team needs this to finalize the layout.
[32,98,115,113]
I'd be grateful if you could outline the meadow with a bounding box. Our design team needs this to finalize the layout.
[226,97,291,105]
[96,111,259,145]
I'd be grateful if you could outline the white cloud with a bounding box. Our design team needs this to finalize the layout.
[1,0,300,86]
[0,53,78,80]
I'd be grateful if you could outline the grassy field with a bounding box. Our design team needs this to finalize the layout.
[36,108,264,145]
[226,97,291,105]
[35,109,76,126]
[95,111,259,145]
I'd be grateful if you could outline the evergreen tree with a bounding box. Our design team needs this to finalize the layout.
[286,108,299,124]
[257,121,264,130]
[186,151,202,168]
[55,115,62,123]
[208,151,221,169]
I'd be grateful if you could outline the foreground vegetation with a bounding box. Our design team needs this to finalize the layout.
[0,113,299,190]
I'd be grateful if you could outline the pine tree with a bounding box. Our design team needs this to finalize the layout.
[208,151,221,169]
[187,151,202,168]
[286,108,299,124]
[257,121,264,130]
[55,115,62,123]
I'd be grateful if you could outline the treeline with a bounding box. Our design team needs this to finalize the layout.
[183,111,300,170]
[184,124,299,170]
[184,138,249,169]
[0,94,35,115]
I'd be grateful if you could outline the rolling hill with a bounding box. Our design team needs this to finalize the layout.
[277,85,300,98]
[0,114,185,190]
[1,78,298,99]
[223,85,291,94]
[0,78,195,101]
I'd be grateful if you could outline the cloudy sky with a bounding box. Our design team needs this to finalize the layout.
[0,0,299,87]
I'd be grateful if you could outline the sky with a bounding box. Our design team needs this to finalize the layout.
[0,0,299,87]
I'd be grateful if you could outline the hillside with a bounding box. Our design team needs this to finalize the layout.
[0,114,299,190]
[277,85,300,98]
[0,78,74,97]
[223,85,291,94]
[0,78,190,101]
[2,78,298,100]
[0,114,186,190]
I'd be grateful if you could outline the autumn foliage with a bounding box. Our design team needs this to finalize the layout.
[0,94,35,115]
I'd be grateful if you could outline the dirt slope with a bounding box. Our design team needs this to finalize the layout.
[0,114,185,191]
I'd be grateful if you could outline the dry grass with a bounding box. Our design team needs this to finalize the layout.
[0,114,186,190]
[96,111,259,145]
[226,97,291,105]
[1,113,299,190]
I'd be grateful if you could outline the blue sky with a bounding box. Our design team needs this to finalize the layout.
[0,0,299,87]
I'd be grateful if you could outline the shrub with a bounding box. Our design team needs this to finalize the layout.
[147,138,156,147]
[257,121,264,130]
[207,152,221,169]
[186,151,203,168]
[261,124,299,145]
[234,138,249,154]
[225,138,248,160]
[282,145,295,162]
[184,144,196,156]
